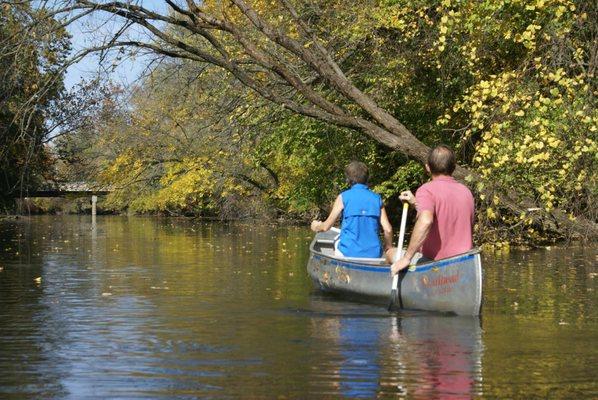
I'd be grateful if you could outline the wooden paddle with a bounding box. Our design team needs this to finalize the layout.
[389,202,409,311]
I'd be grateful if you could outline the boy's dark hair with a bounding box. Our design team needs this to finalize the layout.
[345,161,369,185]
[427,145,456,175]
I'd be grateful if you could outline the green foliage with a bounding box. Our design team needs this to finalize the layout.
[254,114,404,214]
[0,4,69,208]
[373,161,426,201]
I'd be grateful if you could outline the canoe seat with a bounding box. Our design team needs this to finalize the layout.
[314,228,340,244]
[316,238,336,245]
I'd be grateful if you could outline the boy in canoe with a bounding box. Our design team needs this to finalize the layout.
[390,145,475,275]
[310,161,393,258]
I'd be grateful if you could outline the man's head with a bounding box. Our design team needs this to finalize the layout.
[345,161,369,185]
[426,145,456,176]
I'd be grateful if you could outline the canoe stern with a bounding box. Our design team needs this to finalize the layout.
[400,252,483,316]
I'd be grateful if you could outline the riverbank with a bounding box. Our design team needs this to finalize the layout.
[12,196,315,222]
[8,194,598,246]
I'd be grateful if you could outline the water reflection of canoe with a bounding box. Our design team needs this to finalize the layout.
[307,229,483,316]
[393,315,483,398]
[306,298,484,398]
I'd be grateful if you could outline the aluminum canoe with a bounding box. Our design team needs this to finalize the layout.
[307,229,483,316]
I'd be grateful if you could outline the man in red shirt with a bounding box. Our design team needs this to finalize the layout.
[390,145,474,276]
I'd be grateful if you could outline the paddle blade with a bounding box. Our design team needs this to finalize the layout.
[388,274,400,311]
[388,288,399,311]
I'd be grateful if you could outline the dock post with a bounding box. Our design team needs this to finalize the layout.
[91,195,97,216]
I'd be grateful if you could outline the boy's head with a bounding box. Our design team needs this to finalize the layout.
[345,161,369,185]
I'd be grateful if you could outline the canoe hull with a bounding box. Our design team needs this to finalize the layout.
[307,233,482,316]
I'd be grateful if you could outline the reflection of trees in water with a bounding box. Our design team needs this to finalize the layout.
[482,250,598,321]
[480,247,598,399]
[308,298,483,399]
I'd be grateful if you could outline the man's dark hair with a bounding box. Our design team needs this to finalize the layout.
[427,145,456,175]
[345,161,369,185]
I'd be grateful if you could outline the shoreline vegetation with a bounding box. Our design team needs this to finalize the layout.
[1,1,596,246]
[6,197,595,250]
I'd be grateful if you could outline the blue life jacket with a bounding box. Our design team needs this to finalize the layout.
[339,184,383,258]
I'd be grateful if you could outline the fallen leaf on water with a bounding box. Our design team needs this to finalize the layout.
[34,277,42,284]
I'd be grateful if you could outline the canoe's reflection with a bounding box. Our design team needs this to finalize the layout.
[309,296,483,399]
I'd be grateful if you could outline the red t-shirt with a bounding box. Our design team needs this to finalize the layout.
[415,176,474,260]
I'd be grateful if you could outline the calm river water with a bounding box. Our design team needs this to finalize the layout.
[0,216,596,399]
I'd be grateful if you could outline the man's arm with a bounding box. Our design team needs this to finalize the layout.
[311,195,344,232]
[390,210,434,275]
[379,207,393,252]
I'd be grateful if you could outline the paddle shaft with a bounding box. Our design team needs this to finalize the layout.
[396,202,409,260]
[390,202,409,308]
